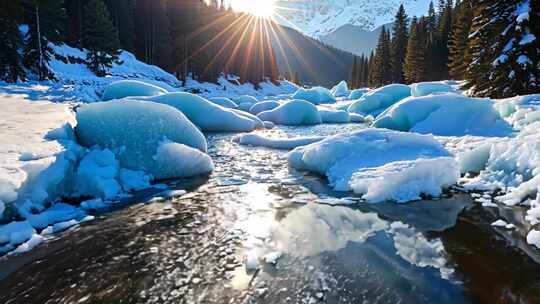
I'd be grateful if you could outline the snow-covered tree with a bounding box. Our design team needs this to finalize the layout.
[448,0,473,79]
[82,0,120,77]
[0,1,26,82]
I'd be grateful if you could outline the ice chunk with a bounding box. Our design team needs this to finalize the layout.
[208,97,238,109]
[373,93,512,136]
[410,81,457,97]
[234,133,324,150]
[102,80,167,101]
[348,88,369,100]
[257,100,322,126]
[348,84,411,115]
[147,92,261,132]
[319,108,350,123]
[457,144,492,174]
[527,230,540,248]
[249,101,281,115]
[330,81,348,97]
[263,251,282,264]
[152,140,213,179]
[118,169,152,192]
[73,149,121,200]
[292,87,336,104]
[349,113,366,123]
[245,250,259,270]
[349,157,459,203]
[0,221,35,246]
[288,129,451,193]
[76,99,207,179]
[234,95,258,105]
[81,198,107,210]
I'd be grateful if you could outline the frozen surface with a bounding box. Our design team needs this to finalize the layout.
[76,99,208,179]
[347,84,411,115]
[373,94,512,136]
[257,100,322,126]
[102,80,167,101]
[410,81,457,97]
[330,81,349,97]
[147,93,262,132]
[234,133,324,150]
[288,128,452,196]
[292,87,336,104]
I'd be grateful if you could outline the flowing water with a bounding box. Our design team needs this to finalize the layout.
[1,124,540,304]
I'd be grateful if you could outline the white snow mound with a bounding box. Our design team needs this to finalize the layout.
[330,81,349,97]
[347,84,411,115]
[293,87,336,104]
[257,99,322,126]
[373,93,512,136]
[76,99,208,179]
[288,128,453,198]
[249,101,281,115]
[102,80,167,101]
[147,92,262,132]
[208,97,238,109]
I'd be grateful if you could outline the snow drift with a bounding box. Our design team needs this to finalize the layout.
[347,84,411,115]
[373,93,512,136]
[257,99,322,125]
[102,80,167,101]
[288,129,457,202]
[208,97,238,109]
[292,87,336,104]
[147,92,262,132]
[410,81,457,97]
[76,99,211,179]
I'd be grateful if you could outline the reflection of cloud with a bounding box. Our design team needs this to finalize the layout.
[390,221,454,279]
[273,203,454,279]
[273,204,388,255]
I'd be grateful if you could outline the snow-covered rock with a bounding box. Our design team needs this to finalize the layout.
[330,81,349,97]
[288,129,454,198]
[234,133,324,150]
[249,100,281,115]
[347,84,411,115]
[319,108,351,123]
[410,81,457,97]
[292,87,336,104]
[76,99,209,179]
[257,99,322,125]
[349,157,459,203]
[349,88,370,100]
[373,93,512,136]
[208,97,238,109]
[148,92,262,132]
[102,80,167,101]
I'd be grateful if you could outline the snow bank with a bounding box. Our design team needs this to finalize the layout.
[288,129,454,198]
[102,80,167,101]
[208,97,238,109]
[349,157,459,203]
[249,101,281,115]
[292,87,336,104]
[347,84,411,115]
[234,133,324,150]
[373,94,512,136]
[319,108,350,123]
[330,81,348,97]
[410,81,457,97]
[0,93,82,218]
[348,88,370,100]
[148,92,262,132]
[76,99,209,179]
[257,99,322,125]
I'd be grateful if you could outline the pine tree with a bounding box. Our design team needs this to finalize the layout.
[23,0,66,80]
[404,17,427,83]
[369,26,392,87]
[82,0,120,76]
[0,0,26,82]
[448,0,472,79]
[350,56,358,88]
[465,0,539,97]
[105,0,136,52]
[391,4,409,83]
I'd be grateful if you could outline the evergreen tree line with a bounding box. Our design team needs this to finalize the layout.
[0,0,279,86]
[350,0,539,98]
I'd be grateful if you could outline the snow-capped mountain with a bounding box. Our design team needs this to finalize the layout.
[275,0,431,37]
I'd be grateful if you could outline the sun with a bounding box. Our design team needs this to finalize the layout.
[231,0,276,18]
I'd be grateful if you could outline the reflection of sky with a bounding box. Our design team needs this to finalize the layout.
[272,203,455,279]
